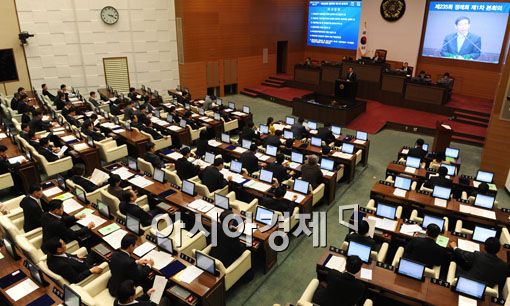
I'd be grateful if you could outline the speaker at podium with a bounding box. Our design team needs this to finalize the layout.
[335,79,358,101]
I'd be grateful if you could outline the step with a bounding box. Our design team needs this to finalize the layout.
[265,78,286,85]
[261,82,284,88]
[451,135,485,147]
[240,90,258,97]
[269,76,291,82]
[449,107,491,118]
[451,117,488,128]
[453,110,490,122]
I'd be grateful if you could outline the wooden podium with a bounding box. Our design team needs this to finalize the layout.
[432,121,453,153]
[335,79,358,101]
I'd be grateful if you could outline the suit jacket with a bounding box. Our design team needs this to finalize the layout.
[241,127,258,141]
[209,227,245,267]
[143,152,165,169]
[119,202,152,227]
[261,196,295,214]
[266,162,289,183]
[404,236,446,268]
[17,101,30,114]
[20,196,44,232]
[346,71,357,82]
[72,175,99,193]
[0,157,10,175]
[425,175,452,189]
[313,270,366,306]
[408,147,427,159]
[441,32,481,60]
[317,127,335,144]
[290,123,307,139]
[454,249,509,287]
[108,186,124,201]
[37,147,59,162]
[239,151,260,173]
[41,213,87,253]
[264,135,281,148]
[10,98,19,111]
[195,138,209,157]
[345,232,378,251]
[29,118,50,132]
[43,90,56,101]
[55,99,66,111]
[185,118,199,130]
[47,253,91,284]
[123,106,135,120]
[199,166,227,193]
[301,164,322,189]
[402,66,413,76]
[175,157,199,180]
[140,125,163,140]
[108,251,148,297]
[83,129,105,141]
[88,98,99,107]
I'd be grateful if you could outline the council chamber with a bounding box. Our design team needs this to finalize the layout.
[0,1,509,306]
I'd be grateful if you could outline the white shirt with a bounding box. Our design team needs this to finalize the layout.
[30,196,42,210]
[457,34,466,53]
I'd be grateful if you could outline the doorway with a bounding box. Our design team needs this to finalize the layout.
[276,41,288,74]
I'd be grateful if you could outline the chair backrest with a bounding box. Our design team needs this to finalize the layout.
[164,169,182,186]
[375,49,387,59]
[194,181,212,197]
[137,157,155,175]
[100,190,121,216]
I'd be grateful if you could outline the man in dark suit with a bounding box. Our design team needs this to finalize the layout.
[240,144,260,174]
[114,280,162,306]
[199,158,231,192]
[346,66,357,82]
[440,16,481,60]
[301,155,322,189]
[345,220,379,251]
[45,238,103,284]
[81,120,105,141]
[240,121,258,142]
[119,190,153,227]
[17,95,30,114]
[107,174,123,201]
[142,142,170,170]
[449,237,509,288]
[0,145,10,175]
[183,111,199,130]
[71,164,100,193]
[404,224,446,268]
[313,255,367,306]
[266,153,289,183]
[123,100,136,121]
[401,62,413,76]
[260,186,296,213]
[128,87,142,102]
[209,211,246,267]
[317,123,335,145]
[291,117,308,140]
[42,84,56,101]
[41,199,94,253]
[175,147,199,180]
[108,234,154,297]
[408,138,428,159]
[20,184,44,232]
[264,130,283,148]
[55,92,67,110]
[37,138,60,162]
[29,111,50,132]
[372,51,385,63]
[57,84,69,102]
[88,91,100,107]
[424,166,452,189]
[139,119,164,141]
[195,129,209,158]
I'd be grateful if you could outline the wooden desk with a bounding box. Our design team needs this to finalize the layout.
[404,83,448,106]
[118,130,150,156]
[397,146,462,171]
[294,65,322,85]
[334,135,370,167]
[292,99,367,126]
[341,62,384,100]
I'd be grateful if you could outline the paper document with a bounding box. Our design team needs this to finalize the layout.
[457,239,480,253]
[206,207,223,222]
[434,198,448,208]
[367,216,397,231]
[142,250,175,270]
[401,149,409,155]
[365,218,376,238]
[321,169,334,177]
[167,125,183,132]
[188,199,214,213]
[393,188,407,198]
[400,224,423,236]
[53,130,66,136]
[244,180,272,192]
[5,278,39,301]
[103,229,128,249]
[73,143,89,151]
[61,135,77,142]
[325,255,346,272]
[98,223,121,236]
[62,198,83,214]
[459,204,496,220]
[436,235,449,248]
[89,169,109,186]
[353,139,366,145]
[129,175,154,188]
[166,152,183,160]
[284,191,305,203]
[111,167,134,180]
[404,167,416,174]
[176,265,203,284]
[54,192,74,201]
[0,133,7,139]
[43,186,63,198]
[133,242,156,257]
[239,222,258,236]
[360,268,372,280]
[332,152,353,159]
[255,152,271,161]
[150,275,168,304]
[220,169,245,183]
[288,162,301,170]
[8,156,26,164]
[207,140,222,147]
[272,124,286,131]
[233,147,247,154]
[458,294,477,306]
[56,146,68,158]
[77,214,107,229]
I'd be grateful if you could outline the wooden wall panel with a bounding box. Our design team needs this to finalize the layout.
[206,62,220,87]
[481,49,510,186]
[178,62,207,97]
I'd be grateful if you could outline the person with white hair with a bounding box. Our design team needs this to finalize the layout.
[301,154,322,189]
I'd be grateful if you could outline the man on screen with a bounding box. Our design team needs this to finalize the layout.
[440,16,481,60]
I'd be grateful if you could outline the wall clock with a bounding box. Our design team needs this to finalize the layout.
[380,0,406,22]
[101,6,119,25]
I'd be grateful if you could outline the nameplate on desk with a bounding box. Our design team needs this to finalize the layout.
[430,278,450,288]
[329,246,344,255]
[451,232,467,238]
[376,262,393,270]
[52,287,64,299]
[504,244,510,249]
[501,208,510,213]
[492,297,506,305]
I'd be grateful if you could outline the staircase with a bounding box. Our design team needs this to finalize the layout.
[261,78,285,88]
[240,88,259,98]
[449,108,490,146]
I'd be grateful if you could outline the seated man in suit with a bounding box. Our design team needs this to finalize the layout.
[0,145,10,175]
[29,110,51,132]
[128,87,142,102]
[195,129,209,158]
[20,184,44,232]
[260,185,297,214]
[17,94,30,114]
[372,51,385,63]
[408,138,427,159]
[37,138,64,162]
[209,210,247,267]
[71,164,100,193]
[57,84,69,101]
[45,237,103,284]
[61,101,81,127]
[143,142,172,170]
[199,158,231,193]
[139,118,164,141]
[313,255,367,306]
[166,105,181,124]
[107,174,123,200]
[240,121,259,142]
[42,84,56,101]
[450,237,509,288]
[119,190,153,227]
[291,117,308,140]
[264,129,283,148]
[183,111,199,130]
[346,66,357,82]
[317,123,335,145]
[414,70,432,83]
[240,143,261,174]
[108,234,154,296]
[123,100,137,121]
[266,153,290,183]
[404,223,446,268]
[88,91,100,107]
[175,147,199,180]
[55,92,67,110]
[424,166,452,189]
[437,72,454,88]
[301,155,322,189]
[41,199,94,253]
[114,279,170,306]
[345,220,379,251]
[81,120,105,141]
[401,62,413,76]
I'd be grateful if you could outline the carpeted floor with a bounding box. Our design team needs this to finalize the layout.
[446,94,494,114]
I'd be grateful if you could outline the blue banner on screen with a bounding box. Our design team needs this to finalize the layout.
[422,2,510,63]
[307,1,362,50]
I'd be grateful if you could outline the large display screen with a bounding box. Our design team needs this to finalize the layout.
[422,2,510,63]
[307,1,362,50]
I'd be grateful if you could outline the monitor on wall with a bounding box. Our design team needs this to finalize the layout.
[0,49,19,82]
[421,2,510,64]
